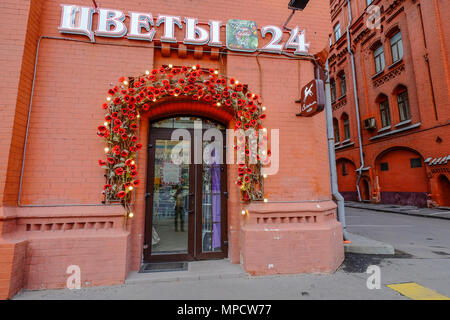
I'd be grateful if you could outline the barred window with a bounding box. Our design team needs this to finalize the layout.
[390,32,403,63]
[334,23,341,42]
[379,99,391,128]
[342,113,350,140]
[397,90,411,122]
[339,73,346,97]
[333,118,340,143]
[331,80,337,103]
[374,45,385,73]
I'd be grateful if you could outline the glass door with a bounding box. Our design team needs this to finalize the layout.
[144,117,227,262]
[145,130,195,261]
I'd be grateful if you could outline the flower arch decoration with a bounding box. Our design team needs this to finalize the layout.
[97,64,270,214]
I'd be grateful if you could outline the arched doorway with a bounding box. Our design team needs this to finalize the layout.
[336,158,358,201]
[375,148,428,207]
[360,178,371,201]
[437,175,450,207]
[145,116,228,262]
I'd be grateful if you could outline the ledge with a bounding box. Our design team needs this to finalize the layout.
[335,141,354,150]
[1,205,125,219]
[369,122,421,140]
[371,70,385,79]
[388,58,403,69]
[245,200,336,215]
[377,125,391,133]
[394,119,412,127]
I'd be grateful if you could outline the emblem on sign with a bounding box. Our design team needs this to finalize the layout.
[296,79,325,117]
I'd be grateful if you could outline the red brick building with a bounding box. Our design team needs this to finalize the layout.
[0,0,344,299]
[329,0,450,207]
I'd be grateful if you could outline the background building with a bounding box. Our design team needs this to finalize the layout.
[329,0,450,207]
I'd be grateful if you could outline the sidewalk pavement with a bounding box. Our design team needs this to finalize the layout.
[345,201,450,220]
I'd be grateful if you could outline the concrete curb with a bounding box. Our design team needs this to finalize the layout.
[344,232,395,255]
[345,202,450,220]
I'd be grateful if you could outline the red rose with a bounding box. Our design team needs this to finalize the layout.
[130,123,138,130]
[107,157,115,164]
[130,171,138,177]
[112,145,120,155]
[121,150,129,157]
[131,136,138,142]
[135,143,143,150]
[104,184,112,190]
[259,114,266,120]
[117,191,126,198]
[102,103,108,110]
[133,180,140,187]
[97,125,107,132]
[142,104,150,111]
[98,160,107,166]
[114,97,121,104]
[115,167,124,175]
[125,159,133,166]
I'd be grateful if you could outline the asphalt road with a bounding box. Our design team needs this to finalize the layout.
[13,207,450,300]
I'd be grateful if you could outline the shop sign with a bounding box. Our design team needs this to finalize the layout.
[58,4,310,55]
[297,79,325,117]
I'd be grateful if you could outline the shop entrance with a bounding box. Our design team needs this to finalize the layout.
[144,117,228,262]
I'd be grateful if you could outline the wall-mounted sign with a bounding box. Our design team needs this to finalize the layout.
[226,20,258,52]
[296,79,325,117]
[58,4,310,55]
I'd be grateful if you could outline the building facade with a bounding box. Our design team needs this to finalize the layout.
[0,0,344,299]
[329,0,450,207]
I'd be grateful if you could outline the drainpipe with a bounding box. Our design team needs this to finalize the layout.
[324,61,348,240]
[346,0,365,201]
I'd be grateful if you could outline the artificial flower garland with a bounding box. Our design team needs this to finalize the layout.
[97,64,269,212]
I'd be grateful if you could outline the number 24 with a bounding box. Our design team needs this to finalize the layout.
[260,26,309,55]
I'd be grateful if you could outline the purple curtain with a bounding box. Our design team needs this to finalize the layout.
[211,161,221,250]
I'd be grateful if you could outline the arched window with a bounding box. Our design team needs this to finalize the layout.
[330,79,337,103]
[390,31,403,63]
[333,118,340,143]
[338,72,346,97]
[395,85,411,122]
[373,44,385,73]
[377,94,391,128]
[334,23,341,42]
[342,113,350,140]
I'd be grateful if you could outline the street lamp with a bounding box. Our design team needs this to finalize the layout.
[283,0,311,30]
[288,0,310,11]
